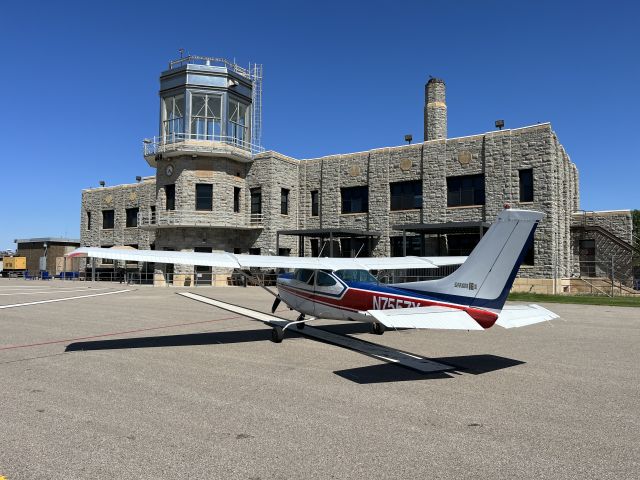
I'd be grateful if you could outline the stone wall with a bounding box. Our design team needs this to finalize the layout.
[80,123,582,282]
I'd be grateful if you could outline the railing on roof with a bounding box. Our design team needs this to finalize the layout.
[143,133,265,157]
[168,55,253,79]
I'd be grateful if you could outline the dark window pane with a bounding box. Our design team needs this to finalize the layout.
[341,186,369,213]
[249,248,261,255]
[446,174,485,207]
[195,184,213,211]
[234,187,241,213]
[250,188,262,214]
[281,188,289,215]
[311,190,319,216]
[390,180,422,211]
[519,169,534,202]
[102,210,114,229]
[390,236,422,257]
[126,208,139,228]
[165,184,175,211]
[87,211,91,230]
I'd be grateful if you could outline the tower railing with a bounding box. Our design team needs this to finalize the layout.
[143,133,265,157]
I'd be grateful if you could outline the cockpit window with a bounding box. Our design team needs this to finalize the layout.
[295,269,314,283]
[316,271,337,287]
[334,269,377,283]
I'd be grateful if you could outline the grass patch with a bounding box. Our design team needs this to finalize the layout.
[508,292,640,307]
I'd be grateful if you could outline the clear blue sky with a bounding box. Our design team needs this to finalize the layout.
[1,0,638,250]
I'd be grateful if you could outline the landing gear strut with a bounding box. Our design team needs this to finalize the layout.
[371,322,385,335]
[295,313,306,329]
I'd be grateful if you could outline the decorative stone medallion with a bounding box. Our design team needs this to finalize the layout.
[165,164,175,177]
[458,151,472,166]
[399,158,413,171]
[104,194,113,205]
[349,165,361,177]
[129,192,138,202]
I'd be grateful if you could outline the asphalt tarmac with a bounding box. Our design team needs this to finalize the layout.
[0,279,638,479]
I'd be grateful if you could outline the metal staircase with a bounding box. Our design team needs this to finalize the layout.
[572,211,639,289]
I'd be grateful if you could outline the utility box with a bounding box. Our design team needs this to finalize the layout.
[2,257,27,270]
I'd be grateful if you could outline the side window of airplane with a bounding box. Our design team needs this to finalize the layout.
[316,271,337,287]
[295,269,314,283]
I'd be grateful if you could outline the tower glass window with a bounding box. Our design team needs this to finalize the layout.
[191,94,222,140]
[390,180,422,210]
[519,169,534,202]
[195,184,213,211]
[165,184,175,211]
[281,188,290,215]
[126,208,139,228]
[162,94,184,141]
[228,98,250,146]
[87,211,92,230]
[341,186,368,214]
[447,174,485,207]
[311,190,319,216]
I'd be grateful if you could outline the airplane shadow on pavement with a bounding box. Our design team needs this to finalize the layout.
[65,329,525,384]
[333,354,526,384]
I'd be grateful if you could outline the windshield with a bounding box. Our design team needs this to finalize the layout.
[334,269,377,284]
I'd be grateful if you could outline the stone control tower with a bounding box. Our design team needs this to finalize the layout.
[424,77,447,141]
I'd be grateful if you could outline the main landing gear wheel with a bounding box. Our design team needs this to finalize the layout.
[371,322,385,335]
[271,326,284,343]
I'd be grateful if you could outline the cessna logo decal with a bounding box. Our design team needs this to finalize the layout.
[372,296,420,310]
[454,282,477,291]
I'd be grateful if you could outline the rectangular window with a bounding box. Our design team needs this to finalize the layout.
[390,180,422,211]
[234,187,241,213]
[191,94,222,140]
[390,236,422,257]
[126,208,139,228]
[150,205,156,221]
[447,174,485,207]
[447,234,481,256]
[278,248,291,256]
[87,211,91,230]
[519,169,534,203]
[162,94,185,140]
[165,184,175,211]
[281,188,290,215]
[101,245,114,265]
[102,210,114,229]
[341,186,369,214]
[249,248,261,255]
[523,243,535,266]
[195,184,213,211]
[250,187,262,215]
[311,190,319,217]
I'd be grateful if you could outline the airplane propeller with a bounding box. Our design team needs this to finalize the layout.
[271,296,281,313]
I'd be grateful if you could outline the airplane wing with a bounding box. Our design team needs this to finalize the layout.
[66,247,466,271]
[365,306,485,330]
[494,304,559,328]
[365,303,559,330]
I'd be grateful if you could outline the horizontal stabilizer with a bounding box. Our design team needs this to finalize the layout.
[495,304,559,328]
[366,306,484,330]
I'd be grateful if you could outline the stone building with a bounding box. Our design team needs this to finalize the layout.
[79,55,635,290]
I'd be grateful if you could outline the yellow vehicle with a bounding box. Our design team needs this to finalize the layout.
[1,256,27,274]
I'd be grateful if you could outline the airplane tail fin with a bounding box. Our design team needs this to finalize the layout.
[392,208,542,312]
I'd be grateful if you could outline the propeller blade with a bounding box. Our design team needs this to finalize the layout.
[271,296,281,313]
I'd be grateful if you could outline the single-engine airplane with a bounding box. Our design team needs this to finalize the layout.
[68,208,558,343]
